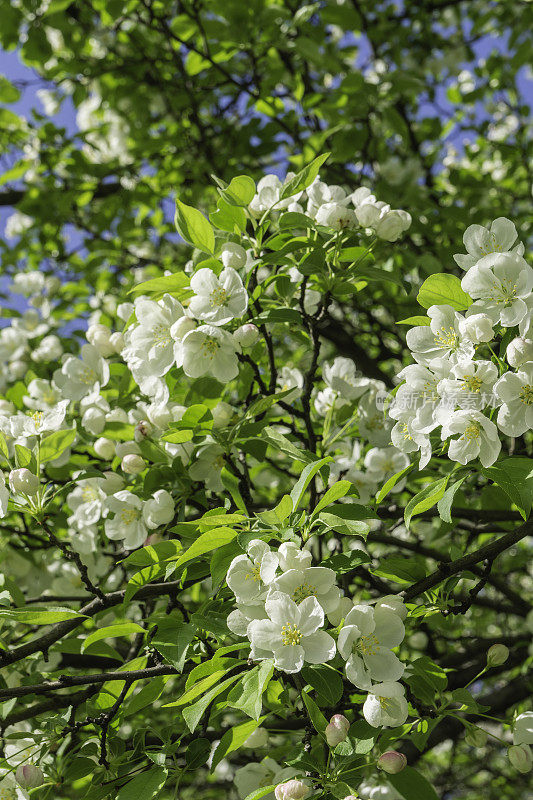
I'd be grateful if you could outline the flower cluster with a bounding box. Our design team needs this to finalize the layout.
[226,540,408,728]
[389,217,533,469]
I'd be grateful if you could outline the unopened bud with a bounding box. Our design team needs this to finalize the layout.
[93,437,116,460]
[274,779,310,800]
[508,743,533,773]
[15,764,44,789]
[487,643,509,667]
[378,750,407,774]
[87,323,115,356]
[506,337,533,368]
[121,454,146,474]
[325,714,350,747]
[233,323,260,348]
[134,420,153,442]
[109,331,125,353]
[9,468,39,496]
[465,728,487,747]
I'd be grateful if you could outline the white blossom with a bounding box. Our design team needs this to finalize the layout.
[247,591,335,673]
[188,267,248,326]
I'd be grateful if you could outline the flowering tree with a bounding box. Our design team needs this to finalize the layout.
[0,159,531,800]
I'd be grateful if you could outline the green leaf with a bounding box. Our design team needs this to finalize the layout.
[262,426,315,464]
[175,198,215,254]
[116,766,167,800]
[0,606,86,624]
[279,211,316,229]
[40,429,77,463]
[375,464,414,504]
[280,153,330,199]
[404,478,448,528]
[243,787,277,800]
[417,274,472,311]
[185,738,212,769]
[182,673,243,732]
[301,689,328,735]
[397,316,430,326]
[151,616,195,672]
[258,495,293,526]
[211,717,266,771]
[0,431,9,460]
[312,480,353,516]
[129,272,190,298]
[216,174,256,206]
[14,444,32,468]
[290,457,332,510]
[388,766,439,800]
[210,197,247,233]
[174,527,239,569]
[81,623,146,653]
[437,475,468,523]
[301,665,343,705]
[0,75,21,103]
[482,457,533,520]
[227,660,274,720]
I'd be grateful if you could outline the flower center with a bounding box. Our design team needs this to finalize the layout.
[245,565,262,582]
[82,485,100,502]
[462,421,481,440]
[281,623,302,646]
[356,634,380,656]
[151,323,172,347]
[462,375,483,392]
[31,410,44,428]
[120,508,140,525]
[292,583,316,603]
[434,326,458,350]
[519,384,533,405]
[210,286,229,307]
[0,788,17,800]
[378,695,394,712]
[201,336,219,356]
[491,279,517,305]
[401,422,413,441]
[79,366,97,385]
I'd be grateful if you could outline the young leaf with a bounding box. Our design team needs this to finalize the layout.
[175,198,215,254]
[227,660,274,720]
[437,475,468,523]
[482,457,533,520]
[404,478,448,529]
[417,274,472,311]
[81,622,146,653]
[290,457,332,511]
[280,153,330,199]
[388,766,439,800]
[312,480,353,516]
[40,428,77,463]
[116,766,168,800]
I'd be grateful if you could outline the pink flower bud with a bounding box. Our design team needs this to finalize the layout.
[274,779,310,800]
[325,714,350,747]
[134,420,153,442]
[487,644,509,667]
[16,764,44,789]
[378,750,407,774]
[234,323,260,348]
